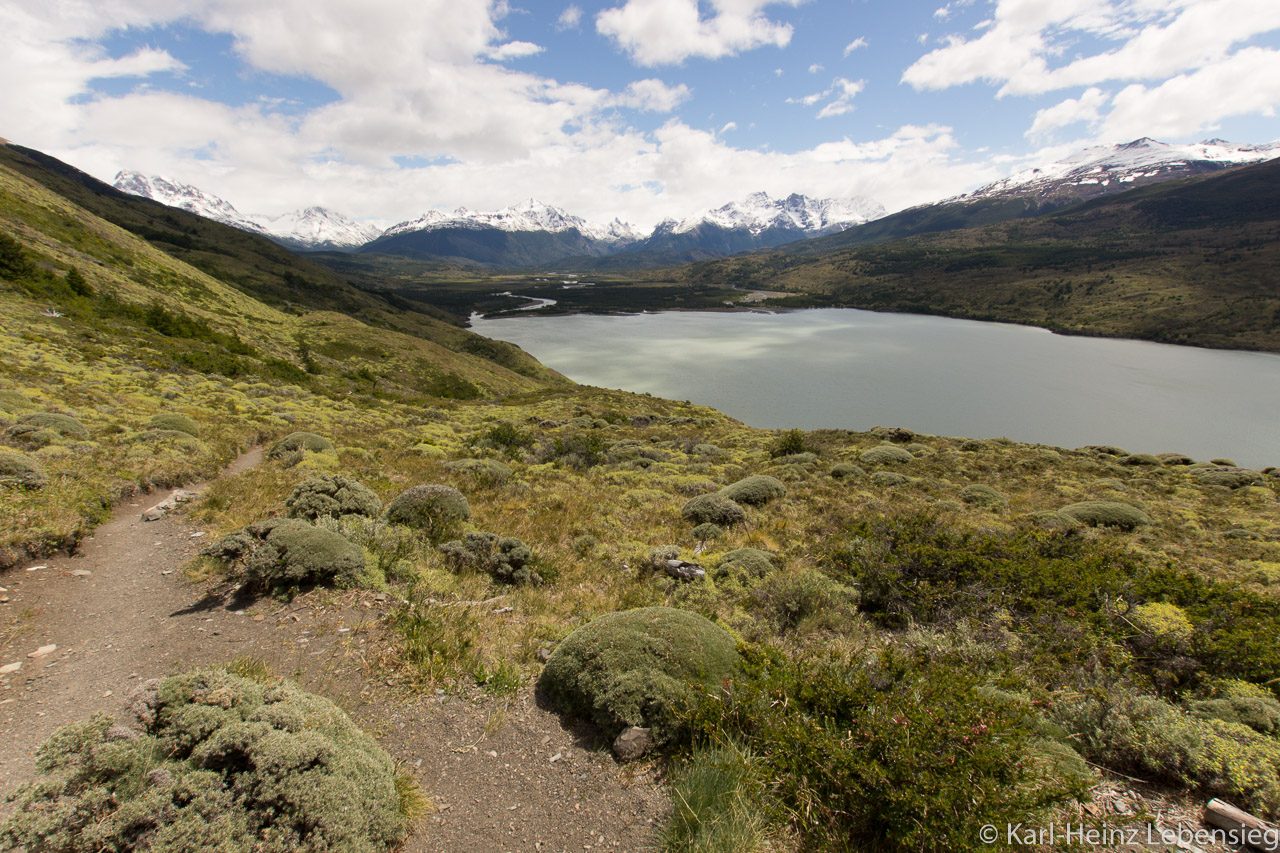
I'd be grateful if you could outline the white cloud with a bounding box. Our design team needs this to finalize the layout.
[841,37,867,56]
[611,78,693,112]
[486,41,544,60]
[903,0,1280,97]
[555,4,582,30]
[1026,87,1110,139]
[1099,47,1280,140]
[595,0,804,67]
[790,77,864,118]
[808,63,822,73]
[0,0,1008,232]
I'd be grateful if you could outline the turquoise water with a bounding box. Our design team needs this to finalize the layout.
[471,308,1280,468]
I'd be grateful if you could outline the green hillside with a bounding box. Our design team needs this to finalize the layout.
[681,160,1280,352]
[4,146,1280,852]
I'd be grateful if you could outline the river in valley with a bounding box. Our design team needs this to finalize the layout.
[469,308,1280,468]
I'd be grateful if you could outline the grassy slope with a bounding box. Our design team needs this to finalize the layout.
[0,158,564,562]
[4,147,1280,849]
[680,161,1280,352]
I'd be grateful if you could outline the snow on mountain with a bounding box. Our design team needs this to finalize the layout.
[112,172,381,249]
[668,191,886,236]
[259,207,382,250]
[958,138,1280,203]
[384,199,642,245]
[113,171,269,235]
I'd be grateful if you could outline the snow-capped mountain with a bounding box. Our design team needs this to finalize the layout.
[113,171,270,236]
[633,191,886,258]
[259,207,383,251]
[112,172,380,250]
[957,138,1280,204]
[666,191,885,236]
[384,199,641,246]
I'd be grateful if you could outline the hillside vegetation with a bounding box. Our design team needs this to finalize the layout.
[3,147,1280,852]
[682,160,1280,352]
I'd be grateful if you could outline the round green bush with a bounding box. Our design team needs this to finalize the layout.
[690,443,722,457]
[6,413,88,444]
[1193,468,1263,489]
[959,484,1008,509]
[443,458,513,482]
[0,451,46,489]
[1211,457,1238,467]
[537,606,739,744]
[718,475,787,506]
[830,463,865,479]
[680,494,747,527]
[870,471,908,487]
[714,548,776,585]
[0,669,407,853]
[267,431,334,460]
[1058,500,1152,531]
[1119,453,1162,466]
[690,523,724,542]
[384,484,470,539]
[1188,696,1280,735]
[860,445,914,465]
[246,519,366,588]
[960,439,987,452]
[148,413,200,437]
[1156,452,1195,466]
[286,474,382,521]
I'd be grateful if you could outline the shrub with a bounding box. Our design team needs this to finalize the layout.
[439,531,540,585]
[769,429,808,458]
[1055,691,1280,813]
[443,458,513,482]
[1059,500,1152,530]
[0,670,408,853]
[859,445,914,465]
[384,484,470,540]
[750,570,857,633]
[688,646,1083,852]
[6,413,89,443]
[1211,457,1238,467]
[148,413,200,437]
[1120,453,1162,466]
[537,606,739,745]
[0,451,46,489]
[1157,452,1195,465]
[959,484,1007,509]
[286,474,382,521]
[830,462,865,479]
[1193,468,1263,489]
[1130,601,1194,645]
[713,548,776,586]
[718,475,786,506]
[267,431,334,460]
[690,443,722,457]
[245,519,367,589]
[467,421,533,454]
[870,471,908,487]
[1189,696,1280,735]
[680,494,747,527]
[690,523,724,542]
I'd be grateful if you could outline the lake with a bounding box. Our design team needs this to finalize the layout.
[469,308,1280,469]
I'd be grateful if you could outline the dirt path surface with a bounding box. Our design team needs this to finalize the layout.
[0,450,666,851]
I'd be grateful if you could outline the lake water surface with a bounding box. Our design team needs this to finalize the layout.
[470,309,1280,468]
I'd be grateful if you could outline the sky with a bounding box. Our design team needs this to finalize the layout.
[3,0,1280,230]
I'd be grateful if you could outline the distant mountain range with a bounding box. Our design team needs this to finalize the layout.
[112,137,1280,266]
[112,172,381,251]
[954,138,1280,204]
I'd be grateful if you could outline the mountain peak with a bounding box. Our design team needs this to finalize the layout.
[113,172,380,249]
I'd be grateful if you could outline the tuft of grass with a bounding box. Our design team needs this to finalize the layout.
[663,738,774,853]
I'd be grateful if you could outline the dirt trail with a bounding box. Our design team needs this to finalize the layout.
[0,449,666,851]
